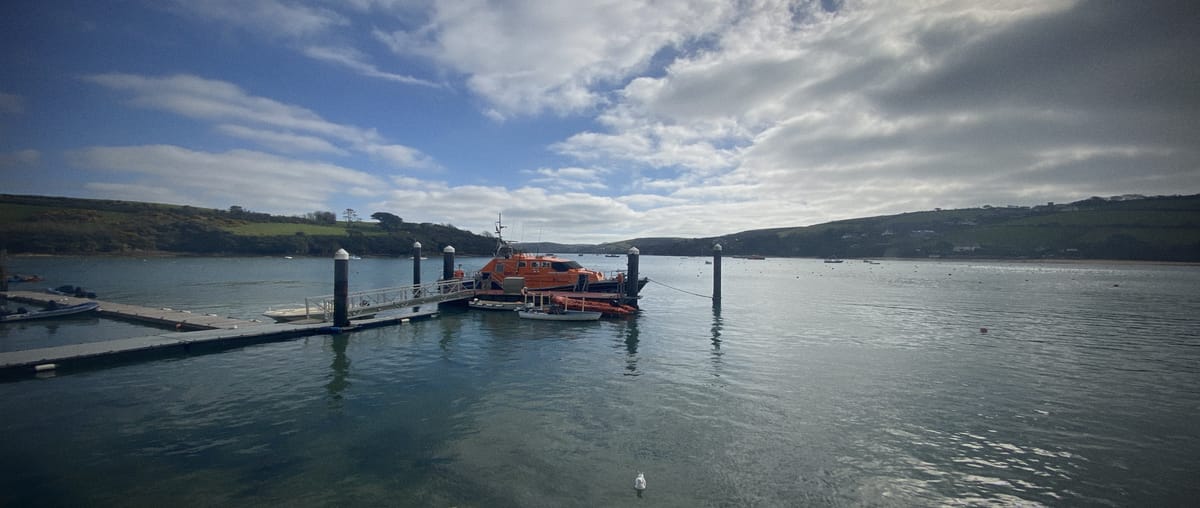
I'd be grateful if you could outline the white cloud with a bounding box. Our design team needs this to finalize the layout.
[38,1,1200,243]
[616,193,688,210]
[163,1,445,90]
[215,124,348,155]
[370,183,642,243]
[166,0,347,40]
[85,73,433,169]
[531,0,1200,239]
[363,144,438,170]
[302,45,441,88]
[69,145,386,213]
[523,166,608,191]
[375,0,735,117]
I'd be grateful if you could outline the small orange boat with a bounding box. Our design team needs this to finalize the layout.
[552,295,637,316]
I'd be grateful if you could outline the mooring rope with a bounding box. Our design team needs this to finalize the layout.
[646,278,713,299]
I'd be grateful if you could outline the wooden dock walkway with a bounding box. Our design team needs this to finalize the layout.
[4,291,257,330]
[0,304,443,378]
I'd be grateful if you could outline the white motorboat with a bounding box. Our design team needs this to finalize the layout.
[1,301,99,322]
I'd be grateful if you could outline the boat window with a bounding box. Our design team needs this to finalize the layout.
[497,263,505,273]
[518,261,526,268]
[550,261,583,271]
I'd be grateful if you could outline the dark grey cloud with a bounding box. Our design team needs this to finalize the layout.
[877,1,1200,119]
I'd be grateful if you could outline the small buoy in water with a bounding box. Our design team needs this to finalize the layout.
[634,472,646,491]
[980,327,988,334]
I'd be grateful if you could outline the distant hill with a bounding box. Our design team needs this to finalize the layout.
[0,194,496,257]
[586,194,1200,262]
[3,193,1199,261]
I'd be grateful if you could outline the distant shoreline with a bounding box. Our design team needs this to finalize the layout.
[876,257,1200,267]
[5,252,1198,267]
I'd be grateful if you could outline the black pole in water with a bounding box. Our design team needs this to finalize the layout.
[333,248,350,327]
[442,245,455,280]
[712,244,722,307]
[0,248,8,293]
[412,241,422,286]
[626,247,640,307]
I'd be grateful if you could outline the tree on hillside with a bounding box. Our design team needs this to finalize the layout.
[307,211,337,224]
[343,208,359,223]
[371,212,404,232]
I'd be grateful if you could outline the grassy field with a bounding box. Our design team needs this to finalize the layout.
[1007,210,1200,228]
[223,223,370,237]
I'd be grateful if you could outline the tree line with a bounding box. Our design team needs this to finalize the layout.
[0,195,495,256]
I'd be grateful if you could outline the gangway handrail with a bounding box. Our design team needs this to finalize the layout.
[302,279,474,321]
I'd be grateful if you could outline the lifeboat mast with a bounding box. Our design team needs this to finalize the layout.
[494,213,513,259]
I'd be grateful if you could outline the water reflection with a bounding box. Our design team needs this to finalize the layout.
[326,334,350,407]
[623,318,640,376]
[438,308,465,356]
[711,306,724,371]
[711,306,723,350]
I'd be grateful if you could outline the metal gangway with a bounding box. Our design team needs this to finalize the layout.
[302,279,475,321]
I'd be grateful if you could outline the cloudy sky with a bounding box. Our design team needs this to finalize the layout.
[1,0,1196,243]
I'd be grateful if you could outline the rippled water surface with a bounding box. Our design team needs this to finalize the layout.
[2,256,1198,506]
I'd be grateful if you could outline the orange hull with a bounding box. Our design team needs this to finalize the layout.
[552,296,637,316]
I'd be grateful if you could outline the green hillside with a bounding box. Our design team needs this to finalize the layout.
[596,195,1200,261]
[0,195,495,256]
[3,193,1199,261]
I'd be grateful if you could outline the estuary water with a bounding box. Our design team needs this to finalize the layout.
[1,255,1198,506]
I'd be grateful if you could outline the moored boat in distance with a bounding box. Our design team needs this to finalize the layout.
[262,306,328,322]
[262,304,375,322]
[1,301,99,323]
[47,285,97,298]
[468,298,524,311]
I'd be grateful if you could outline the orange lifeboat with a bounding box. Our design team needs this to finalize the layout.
[473,213,644,294]
[477,252,606,291]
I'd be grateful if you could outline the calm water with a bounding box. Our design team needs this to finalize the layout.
[1,255,1198,506]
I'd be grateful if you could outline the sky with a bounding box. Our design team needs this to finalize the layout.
[1,0,1197,243]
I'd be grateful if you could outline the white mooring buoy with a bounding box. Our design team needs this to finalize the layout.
[634,472,646,492]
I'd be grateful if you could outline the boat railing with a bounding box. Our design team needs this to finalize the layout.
[605,269,629,280]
